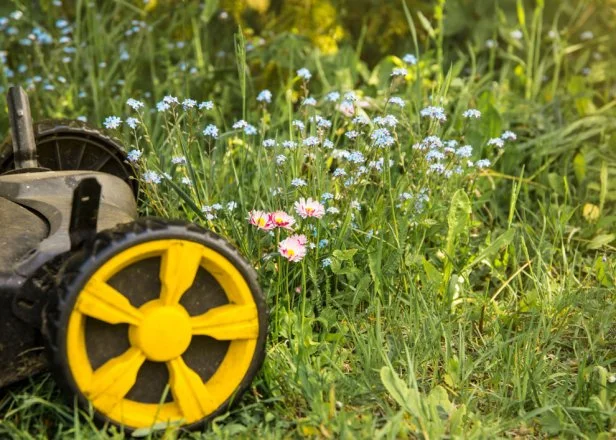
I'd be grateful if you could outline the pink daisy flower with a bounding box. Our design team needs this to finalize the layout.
[278,234,308,262]
[269,211,296,230]
[294,198,325,219]
[248,210,274,230]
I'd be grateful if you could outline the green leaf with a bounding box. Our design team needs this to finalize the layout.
[416,11,436,38]
[587,234,615,250]
[200,0,220,24]
[443,190,472,293]
[379,366,421,417]
[333,249,358,261]
[422,258,443,285]
[465,229,515,270]
[573,152,587,184]
[599,161,608,215]
[445,190,471,258]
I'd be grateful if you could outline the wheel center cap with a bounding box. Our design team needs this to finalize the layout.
[129,301,192,362]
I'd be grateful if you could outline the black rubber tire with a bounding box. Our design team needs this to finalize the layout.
[42,218,268,433]
[0,119,139,198]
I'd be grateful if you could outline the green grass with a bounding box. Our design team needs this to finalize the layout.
[1,0,615,438]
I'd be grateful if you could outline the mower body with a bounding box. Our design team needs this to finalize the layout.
[0,169,137,387]
[0,86,267,432]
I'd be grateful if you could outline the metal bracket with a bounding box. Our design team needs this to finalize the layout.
[69,177,101,249]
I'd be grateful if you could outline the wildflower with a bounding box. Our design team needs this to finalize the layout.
[485,39,497,49]
[199,101,214,110]
[244,124,257,135]
[103,116,122,129]
[10,11,24,20]
[127,149,142,162]
[321,192,334,202]
[227,201,238,211]
[323,139,334,149]
[580,31,594,41]
[501,130,517,141]
[371,128,395,148]
[126,98,144,110]
[263,138,276,148]
[303,136,320,147]
[172,156,187,165]
[391,67,408,77]
[163,95,179,105]
[463,109,481,119]
[256,89,272,103]
[302,97,317,106]
[181,177,191,185]
[339,100,355,117]
[297,68,312,81]
[270,211,296,230]
[316,117,332,129]
[203,124,219,138]
[248,210,274,230]
[76,116,87,122]
[333,168,347,177]
[120,49,130,61]
[126,117,139,129]
[278,235,308,262]
[548,30,558,40]
[475,159,491,168]
[291,178,307,187]
[351,200,361,210]
[388,97,405,107]
[233,120,248,130]
[321,257,332,268]
[443,142,456,154]
[487,137,505,148]
[325,91,340,102]
[429,163,445,174]
[294,197,325,219]
[455,145,473,158]
[182,98,197,109]
[403,53,417,65]
[374,115,398,127]
[426,150,445,162]
[420,106,447,123]
[318,239,329,248]
[348,151,365,164]
[156,101,170,112]
[143,170,161,184]
[292,120,305,131]
[326,207,340,214]
[510,30,523,40]
[352,115,370,126]
[345,130,359,140]
[283,140,297,149]
[276,155,287,165]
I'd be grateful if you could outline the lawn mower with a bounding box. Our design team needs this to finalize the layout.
[0,86,267,431]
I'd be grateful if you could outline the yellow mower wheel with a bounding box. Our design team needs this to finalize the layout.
[44,219,267,431]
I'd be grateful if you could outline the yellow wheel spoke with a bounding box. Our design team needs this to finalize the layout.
[76,278,143,325]
[167,357,217,422]
[159,241,204,305]
[86,347,146,414]
[190,304,258,340]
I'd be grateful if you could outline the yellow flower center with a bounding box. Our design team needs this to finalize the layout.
[287,249,295,257]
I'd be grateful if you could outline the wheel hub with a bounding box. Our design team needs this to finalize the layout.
[129,300,192,362]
